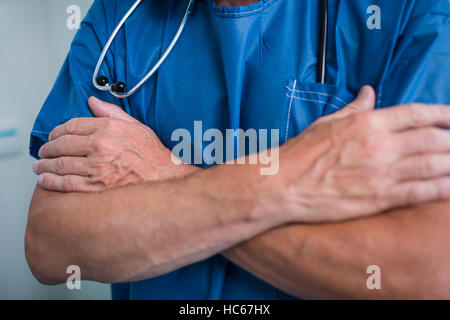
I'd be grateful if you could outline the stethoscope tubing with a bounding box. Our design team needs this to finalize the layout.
[93,0,195,99]
[93,0,328,98]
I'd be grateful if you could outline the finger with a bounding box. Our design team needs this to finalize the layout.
[33,157,92,177]
[392,127,450,157]
[88,96,138,123]
[372,104,450,132]
[323,86,376,121]
[387,177,450,208]
[38,173,102,193]
[39,135,92,159]
[49,118,100,141]
[393,153,450,182]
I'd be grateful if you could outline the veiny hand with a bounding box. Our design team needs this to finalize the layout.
[274,86,450,223]
[34,87,450,224]
[34,97,197,192]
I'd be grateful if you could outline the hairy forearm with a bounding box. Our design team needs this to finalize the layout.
[25,164,290,285]
[224,201,450,299]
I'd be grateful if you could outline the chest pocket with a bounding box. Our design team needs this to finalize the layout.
[283,80,356,143]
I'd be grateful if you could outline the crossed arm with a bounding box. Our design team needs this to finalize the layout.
[28,185,450,299]
[224,200,450,299]
[27,166,290,284]
[26,92,450,298]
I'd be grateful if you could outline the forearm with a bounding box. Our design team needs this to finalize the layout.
[224,201,450,299]
[25,164,290,285]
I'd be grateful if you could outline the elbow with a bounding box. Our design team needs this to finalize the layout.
[25,230,59,285]
[25,205,65,286]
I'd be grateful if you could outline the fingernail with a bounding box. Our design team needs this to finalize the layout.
[38,175,44,185]
[32,161,39,174]
[358,86,370,99]
[38,148,42,159]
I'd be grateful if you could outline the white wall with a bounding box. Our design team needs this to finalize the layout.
[0,0,110,299]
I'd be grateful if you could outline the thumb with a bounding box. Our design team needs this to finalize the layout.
[88,96,138,123]
[327,85,376,121]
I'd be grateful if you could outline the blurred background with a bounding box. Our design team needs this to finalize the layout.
[0,0,109,299]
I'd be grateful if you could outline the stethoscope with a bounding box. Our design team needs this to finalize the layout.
[93,0,196,98]
[93,0,329,99]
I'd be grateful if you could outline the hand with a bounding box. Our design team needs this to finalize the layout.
[274,86,450,222]
[34,97,198,192]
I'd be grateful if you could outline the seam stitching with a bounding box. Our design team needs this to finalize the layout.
[286,86,349,105]
[285,93,342,110]
[211,0,278,18]
[285,80,297,143]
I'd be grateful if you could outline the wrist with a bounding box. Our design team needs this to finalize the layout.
[179,163,290,228]
[177,163,201,178]
[220,164,300,227]
[250,145,313,224]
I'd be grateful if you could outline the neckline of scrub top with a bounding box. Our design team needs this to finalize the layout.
[208,0,279,17]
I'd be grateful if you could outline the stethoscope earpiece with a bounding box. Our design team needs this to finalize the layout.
[96,76,109,87]
[96,76,127,94]
[111,82,127,94]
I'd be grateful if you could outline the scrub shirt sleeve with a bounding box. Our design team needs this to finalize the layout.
[380,0,450,107]
[29,0,121,159]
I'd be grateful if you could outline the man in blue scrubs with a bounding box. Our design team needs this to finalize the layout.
[26,0,450,299]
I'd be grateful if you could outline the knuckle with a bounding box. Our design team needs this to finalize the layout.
[55,139,65,154]
[344,113,378,135]
[102,118,119,131]
[422,128,441,149]
[404,185,423,204]
[85,159,97,175]
[383,188,403,208]
[353,112,375,128]
[372,189,390,210]
[55,157,67,173]
[339,136,390,166]
[419,157,436,177]
[88,158,101,171]
[86,159,105,178]
[90,137,109,153]
[407,105,428,124]
[359,135,390,159]
[65,119,78,134]
[63,177,75,193]
[347,113,364,128]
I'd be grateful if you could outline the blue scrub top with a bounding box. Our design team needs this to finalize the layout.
[30,0,450,299]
